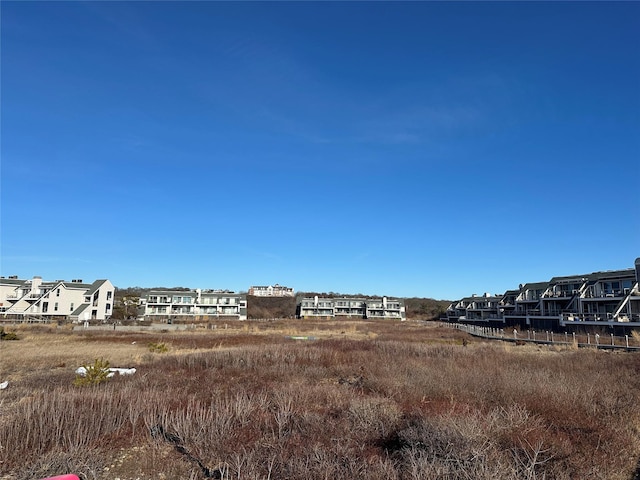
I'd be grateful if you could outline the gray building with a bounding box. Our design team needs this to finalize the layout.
[446,258,640,330]
[144,288,247,321]
[297,295,406,320]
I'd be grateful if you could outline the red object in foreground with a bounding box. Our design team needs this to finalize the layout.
[39,475,80,480]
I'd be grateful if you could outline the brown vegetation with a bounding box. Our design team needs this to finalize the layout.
[1,321,639,479]
[246,295,297,319]
[403,297,450,320]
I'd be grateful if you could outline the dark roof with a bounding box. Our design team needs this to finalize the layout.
[587,269,635,281]
[521,282,549,290]
[147,290,197,296]
[84,280,108,296]
[71,303,90,316]
[549,274,590,283]
[62,282,92,290]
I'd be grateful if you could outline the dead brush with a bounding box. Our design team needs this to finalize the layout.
[2,325,640,479]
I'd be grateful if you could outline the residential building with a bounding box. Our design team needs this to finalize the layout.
[445,258,640,331]
[297,296,335,318]
[248,284,294,297]
[0,276,115,322]
[144,289,247,321]
[297,295,406,320]
[446,293,503,322]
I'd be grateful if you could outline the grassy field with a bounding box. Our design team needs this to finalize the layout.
[1,320,639,480]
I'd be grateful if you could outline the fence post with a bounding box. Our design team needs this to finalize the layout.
[565,332,568,343]
[587,333,590,345]
[572,332,576,345]
[546,331,549,342]
[551,332,554,343]
[611,333,614,346]
[533,330,536,341]
[626,335,629,348]
[595,333,599,346]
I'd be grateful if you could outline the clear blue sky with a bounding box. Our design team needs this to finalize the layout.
[2,1,639,300]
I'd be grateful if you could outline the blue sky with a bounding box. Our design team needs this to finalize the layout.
[2,2,639,300]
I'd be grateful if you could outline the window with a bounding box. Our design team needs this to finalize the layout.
[70,303,74,312]
[43,302,48,313]
[56,289,60,297]
[106,303,111,312]
[54,302,58,312]
[107,291,112,300]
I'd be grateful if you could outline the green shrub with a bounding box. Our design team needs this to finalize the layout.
[0,327,19,340]
[74,358,111,387]
[148,342,168,353]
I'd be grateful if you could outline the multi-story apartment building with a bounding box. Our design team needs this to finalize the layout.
[297,296,406,320]
[448,293,503,322]
[144,289,247,321]
[446,258,640,331]
[248,284,295,297]
[0,276,115,322]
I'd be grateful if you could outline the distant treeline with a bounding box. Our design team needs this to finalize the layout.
[113,288,450,320]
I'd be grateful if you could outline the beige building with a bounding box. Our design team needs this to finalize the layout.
[248,284,294,297]
[0,276,115,322]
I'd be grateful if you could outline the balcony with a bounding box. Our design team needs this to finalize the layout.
[562,313,640,323]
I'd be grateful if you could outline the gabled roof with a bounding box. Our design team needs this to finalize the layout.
[84,280,109,296]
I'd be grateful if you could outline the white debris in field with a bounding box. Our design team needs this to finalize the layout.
[75,367,136,377]
[0,381,8,389]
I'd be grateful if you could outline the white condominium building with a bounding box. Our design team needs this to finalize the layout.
[0,276,115,322]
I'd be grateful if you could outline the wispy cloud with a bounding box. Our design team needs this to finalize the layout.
[354,104,483,145]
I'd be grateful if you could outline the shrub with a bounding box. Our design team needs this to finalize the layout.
[148,342,168,353]
[0,327,19,340]
[73,358,111,386]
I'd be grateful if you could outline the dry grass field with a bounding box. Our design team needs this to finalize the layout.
[1,320,639,480]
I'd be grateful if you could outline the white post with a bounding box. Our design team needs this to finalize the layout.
[587,333,590,345]
[573,332,576,345]
[611,333,614,346]
[626,335,629,348]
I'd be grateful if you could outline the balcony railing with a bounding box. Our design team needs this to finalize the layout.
[562,313,640,323]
